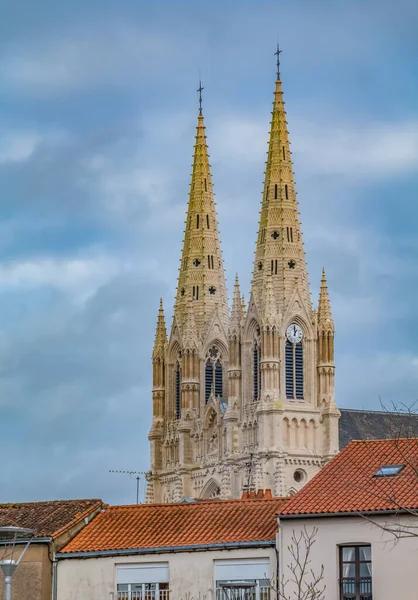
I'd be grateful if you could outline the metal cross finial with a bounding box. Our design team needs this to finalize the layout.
[197,79,204,116]
[275,43,282,80]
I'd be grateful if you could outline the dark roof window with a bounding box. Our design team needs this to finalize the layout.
[374,464,405,478]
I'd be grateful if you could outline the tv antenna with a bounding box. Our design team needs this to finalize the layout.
[109,470,147,504]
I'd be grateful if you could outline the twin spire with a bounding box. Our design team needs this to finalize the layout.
[154,50,331,352]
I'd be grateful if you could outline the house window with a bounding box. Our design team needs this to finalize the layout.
[116,563,169,600]
[339,546,372,600]
[285,340,303,400]
[215,559,270,600]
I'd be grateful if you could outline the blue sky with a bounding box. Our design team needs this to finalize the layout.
[0,0,417,504]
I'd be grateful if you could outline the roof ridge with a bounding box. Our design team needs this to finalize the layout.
[0,498,102,508]
[349,438,417,444]
[340,408,417,416]
[106,497,287,510]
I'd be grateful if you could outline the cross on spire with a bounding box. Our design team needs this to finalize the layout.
[275,43,282,80]
[197,79,204,116]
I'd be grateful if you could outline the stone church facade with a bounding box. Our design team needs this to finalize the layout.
[146,59,340,503]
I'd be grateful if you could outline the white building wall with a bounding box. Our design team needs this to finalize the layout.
[57,547,276,600]
[279,515,418,600]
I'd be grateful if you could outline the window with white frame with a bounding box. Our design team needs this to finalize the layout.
[215,558,270,600]
[116,563,169,600]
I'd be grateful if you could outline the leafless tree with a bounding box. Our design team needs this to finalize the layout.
[270,526,325,600]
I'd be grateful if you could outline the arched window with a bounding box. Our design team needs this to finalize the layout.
[205,347,223,403]
[253,341,261,401]
[286,340,304,399]
[175,362,181,419]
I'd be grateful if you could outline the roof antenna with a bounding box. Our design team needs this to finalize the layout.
[274,43,282,80]
[197,73,204,116]
[109,470,147,504]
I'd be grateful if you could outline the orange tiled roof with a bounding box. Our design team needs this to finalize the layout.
[0,499,104,539]
[60,497,287,554]
[280,438,418,517]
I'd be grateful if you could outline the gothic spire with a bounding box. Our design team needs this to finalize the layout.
[152,298,167,359]
[318,268,334,331]
[174,100,229,336]
[229,273,242,337]
[252,52,311,315]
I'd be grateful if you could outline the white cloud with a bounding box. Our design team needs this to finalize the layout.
[210,113,418,180]
[0,131,41,164]
[0,255,118,298]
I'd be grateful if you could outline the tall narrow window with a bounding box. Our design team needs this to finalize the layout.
[206,214,210,228]
[204,178,207,191]
[282,146,285,159]
[215,361,223,397]
[206,347,223,403]
[339,546,372,600]
[274,259,278,275]
[253,342,261,401]
[205,360,213,403]
[175,363,181,419]
[285,340,294,399]
[192,286,199,300]
[274,184,278,199]
[285,184,288,199]
[286,340,304,400]
[211,255,214,269]
[196,214,200,229]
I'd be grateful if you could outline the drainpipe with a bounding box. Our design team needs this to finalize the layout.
[275,516,281,599]
[52,554,58,600]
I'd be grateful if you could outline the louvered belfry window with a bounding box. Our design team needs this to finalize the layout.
[175,363,181,419]
[205,347,223,403]
[205,360,213,403]
[253,342,261,401]
[286,340,304,400]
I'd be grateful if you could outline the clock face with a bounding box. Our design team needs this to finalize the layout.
[286,323,303,344]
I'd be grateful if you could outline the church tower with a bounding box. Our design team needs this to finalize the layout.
[146,56,340,504]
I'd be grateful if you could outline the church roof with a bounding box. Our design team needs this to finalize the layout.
[339,408,418,450]
[58,496,287,556]
[280,438,418,517]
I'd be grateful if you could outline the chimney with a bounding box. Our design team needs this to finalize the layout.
[264,489,273,499]
[257,489,264,498]
[241,490,249,500]
[249,490,256,498]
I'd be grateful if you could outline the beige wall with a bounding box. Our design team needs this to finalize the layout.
[57,547,276,600]
[279,515,418,600]
[0,544,50,600]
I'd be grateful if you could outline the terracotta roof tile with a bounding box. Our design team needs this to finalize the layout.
[0,499,103,539]
[280,438,418,516]
[61,497,287,553]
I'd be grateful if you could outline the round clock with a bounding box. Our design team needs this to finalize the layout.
[286,323,303,344]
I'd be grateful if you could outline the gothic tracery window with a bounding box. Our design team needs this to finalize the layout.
[205,346,223,403]
[175,361,181,418]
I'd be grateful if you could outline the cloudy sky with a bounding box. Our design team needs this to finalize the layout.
[0,0,417,505]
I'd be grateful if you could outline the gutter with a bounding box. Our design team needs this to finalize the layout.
[278,509,411,520]
[56,539,275,560]
[0,537,52,546]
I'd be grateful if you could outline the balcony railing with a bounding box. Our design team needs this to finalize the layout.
[216,586,270,600]
[117,591,169,600]
[340,577,372,600]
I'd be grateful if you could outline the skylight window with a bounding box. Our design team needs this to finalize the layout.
[374,464,405,478]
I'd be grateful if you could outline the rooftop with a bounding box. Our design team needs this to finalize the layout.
[339,408,418,449]
[0,499,103,539]
[60,496,288,555]
[280,438,418,517]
